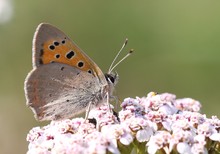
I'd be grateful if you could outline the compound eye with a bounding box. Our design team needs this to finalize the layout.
[108,75,115,83]
[105,74,115,84]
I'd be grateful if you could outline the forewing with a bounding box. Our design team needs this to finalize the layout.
[33,23,107,85]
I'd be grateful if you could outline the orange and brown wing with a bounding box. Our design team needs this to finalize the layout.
[32,23,106,84]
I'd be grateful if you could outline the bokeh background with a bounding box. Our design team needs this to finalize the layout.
[1,0,220,153]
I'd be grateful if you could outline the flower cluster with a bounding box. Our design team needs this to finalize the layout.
[27,92,220,154]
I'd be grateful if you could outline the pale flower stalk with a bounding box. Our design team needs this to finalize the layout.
[26,92,220,154]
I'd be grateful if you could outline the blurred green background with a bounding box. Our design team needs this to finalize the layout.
[1,0,220,153]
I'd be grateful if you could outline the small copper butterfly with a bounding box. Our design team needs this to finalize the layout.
[24,23,132,121]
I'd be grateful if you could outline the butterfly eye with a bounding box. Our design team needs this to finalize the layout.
[105,74,116,84]
[109,76,115,83]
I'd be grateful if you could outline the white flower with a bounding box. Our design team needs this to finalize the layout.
[191,143,208,154]
[210,133,220,141]
[147,131,171,154]
[174,98,201,112]
[176,142,192,154]
[102,124,133,146]
[136,129,152,142]
[197,122,217,137]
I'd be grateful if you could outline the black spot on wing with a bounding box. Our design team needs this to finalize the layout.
[66,50,75,59]
[78,61,84,68]
[49,45,55,50]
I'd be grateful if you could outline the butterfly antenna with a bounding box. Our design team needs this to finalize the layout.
[108,38,128,73]
[108,49,134,73]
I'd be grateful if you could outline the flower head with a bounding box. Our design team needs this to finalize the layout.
[26,92,220,154]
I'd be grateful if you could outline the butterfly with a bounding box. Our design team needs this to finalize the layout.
[24,23,132,121]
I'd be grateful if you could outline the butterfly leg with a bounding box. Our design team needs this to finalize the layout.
[106,92,113,113]
[111,95,120,111]
[85,101,92,120]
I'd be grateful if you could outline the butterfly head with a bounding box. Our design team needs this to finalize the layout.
[104,72,118,86]
[104,72,119,96]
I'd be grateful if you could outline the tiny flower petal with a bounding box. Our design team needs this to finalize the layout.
[136,129,152,142]
[210,133,220,141]
[177,142,192,154]
[120,133,133,145]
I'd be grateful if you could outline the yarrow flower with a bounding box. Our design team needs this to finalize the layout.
[26,92,220,154]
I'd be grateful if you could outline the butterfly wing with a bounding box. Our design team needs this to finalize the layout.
[25,63,104,121]
[33,23,106,85]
